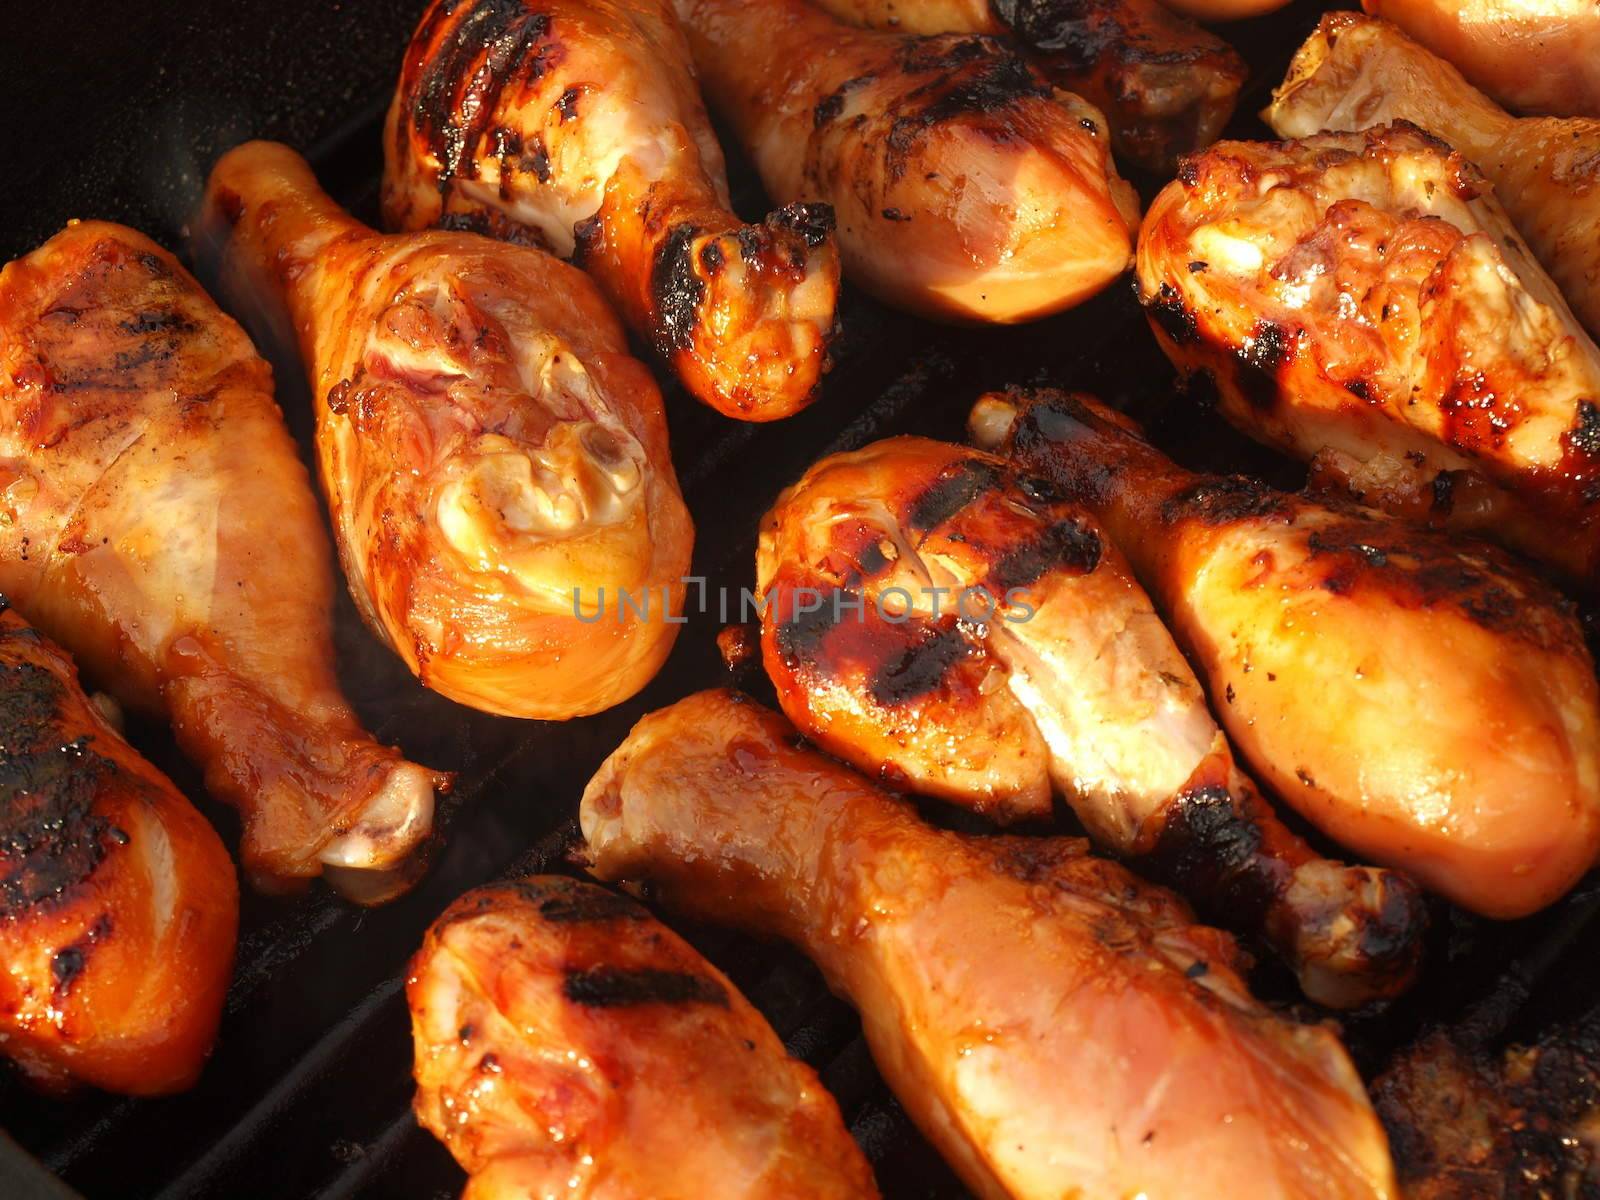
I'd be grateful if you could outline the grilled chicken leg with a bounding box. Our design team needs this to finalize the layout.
[973,389,1600,918]
[0,601,236,1094]
[757,436,1424,1007]
[1136,122,1600,589]
[0,221,441,900]
[1361,0,1600,118]
[384,0,841,422]
[409,876,878,1199]
[582,689,1400,1200]
[807,0,1246,172]
[1266,12,1600,342]
[672,0,1140,322]
[200,142,694,720]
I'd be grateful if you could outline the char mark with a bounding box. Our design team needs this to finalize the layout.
[769,201,835,249]
[906,458,1003,532]
[774,592,845,670]
[868,621,974,706]
[513,877,645,924]
[409,0,556,192]
[1236,320,1295,409]
[1569,400,1600,461]
[1146,282,1199,346]
[0,732,116,919]
[884,42,1050,175]
[1160,476,1287,526]
[649,222,704,356]
[563,966,728,1009]
[989,518,1102,590]
[117,309,196,336]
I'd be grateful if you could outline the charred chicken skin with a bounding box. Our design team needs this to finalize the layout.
[671,0,1140,323]
[807,0,1246,173]
[0,601,236,1094]
[1361,0,1600,118]
[582,689,1400,1200]
[201,142,694,720]
[756,435,1424,1007]
[0,220,441,901]
[1268,13,1600,346]
[974,389,1600,919]
[409,876,878,1199]
[384,0,841,422]
[1137,122,1600,588]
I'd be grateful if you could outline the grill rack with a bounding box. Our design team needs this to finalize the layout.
[2,2,1599,1195]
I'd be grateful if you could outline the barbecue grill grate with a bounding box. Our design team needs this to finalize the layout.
[2,2,1598,1196]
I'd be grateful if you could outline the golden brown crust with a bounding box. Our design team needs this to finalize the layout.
[1137,123,1600,587]
[0,604,236,1094]
[409,876,878,1199]
[202,142,694,720]
[384,0,841,421]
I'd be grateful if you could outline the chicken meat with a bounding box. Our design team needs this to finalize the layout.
[0,220,442,900]
[1136,122,1600,588]
[756,434,1424,1007]
[582,689,1399,1200]
[409,876,878,1199]
[1362,0,1600,118]
[973,389,1600,918]
[0,600,236,1094]
[670,0,1140,322]
[1266,11,1600,342]
[806,0,1246,172]
[384,0,841,422]
[200,142,694,720]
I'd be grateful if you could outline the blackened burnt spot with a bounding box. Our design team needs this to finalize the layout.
[774,599,843,670]
[989,518,1102,590]
[770,201,835,248]
[571,214,603,265]
[1177,156,1201,186]
[1569,401,1600,461]
[563,966,728,1008]
[884,47,1049,176]
[869,622,973,706]
[857,540,891,577]
[1431,472,1455,515]
[524,134,551,183]
[1146,785,1274,924]
[0,735,116,918]
[1236,320,1294,410]
[906,459,1002,532]
[699,241,726,277]
[409,0,555,191]
[513,877,645,924]
[555,85,581,122]
[1345,377,1374,402]
[649,222,704,356]
[1147,282,1198,346]
[50,913,109,1004]
[1161,476,1286,526]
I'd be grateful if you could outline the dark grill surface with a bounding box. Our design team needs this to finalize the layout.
[3,2,1599,1197]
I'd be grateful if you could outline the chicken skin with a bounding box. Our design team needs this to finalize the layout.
[756,436,1424,1006]
[1136,123,1600,588]
[384,0,841,422]
[973,389,1600,918]
[671,0,1140,322]
[1266,12,1600,343]
[0,601,236,1094]
[807,0,1246,173]
[200,142,694,720]
[0,220,441,900]
[1362,0,1600,118]
[409,876,878,1200]
[582,689,1400,1200]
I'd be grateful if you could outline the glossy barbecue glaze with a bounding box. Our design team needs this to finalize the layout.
[582,689,1399,1200]
[975,389,1600,918]
[384,0,841,422]
[1267,12,1600,342]
[0,220,440,900]
[201,142,694,720]
[0,603,236,1094]
[807,0,1246,172]
[1137,122,1600,588]
[1362,0,1600,118]
[408,876,879,1199]
[756,435,1424,1007]
[672,0,1140,322]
